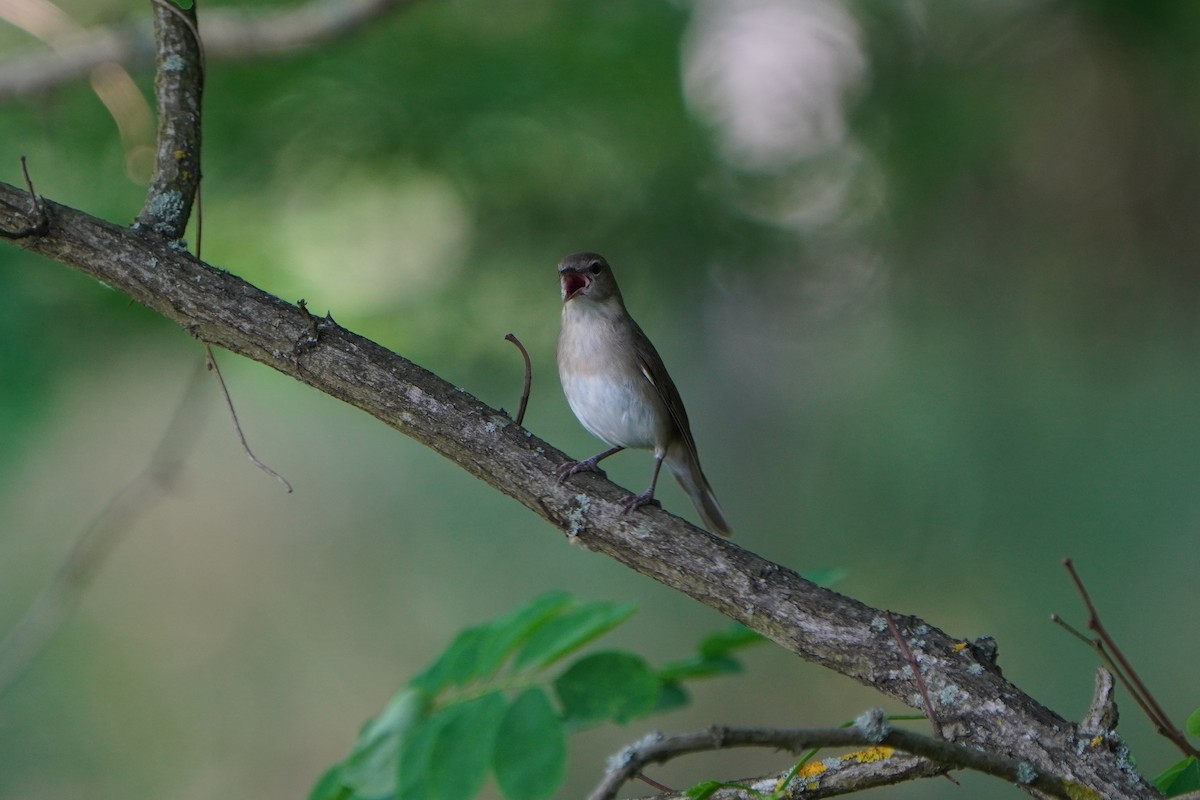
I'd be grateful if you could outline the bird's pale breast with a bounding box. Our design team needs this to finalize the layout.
[558,305,670,451]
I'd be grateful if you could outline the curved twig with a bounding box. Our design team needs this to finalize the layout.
[504,333,532,426]
[204,343,293,493]
[0,156,48,239]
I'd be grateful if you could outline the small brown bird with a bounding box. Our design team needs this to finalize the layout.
[556,252,732,537]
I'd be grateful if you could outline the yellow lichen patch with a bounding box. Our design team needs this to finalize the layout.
[1089,735,1104,748]
[796,761,828,779]
[844,746,895,765]
[951,641,969,652]
[174,149,187,159]
[1065,781,1104,800]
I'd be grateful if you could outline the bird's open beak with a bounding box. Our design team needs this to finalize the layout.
[561,270,589,300]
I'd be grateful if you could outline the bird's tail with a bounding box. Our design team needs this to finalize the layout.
[667,446,733,537]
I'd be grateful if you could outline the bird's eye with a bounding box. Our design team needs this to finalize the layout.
[589,262,602,275]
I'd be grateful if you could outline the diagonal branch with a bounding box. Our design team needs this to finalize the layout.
[0,180,1160,799]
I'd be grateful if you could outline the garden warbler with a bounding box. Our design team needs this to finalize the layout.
[556,252,732,537]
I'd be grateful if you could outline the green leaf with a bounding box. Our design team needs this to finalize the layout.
[684,780,724,799]
[338,688,429,799]
[657,654,742,682]
[474,592,575,680]
[409,625,492,694]
[555,651,660,725]
[410,593,577,694]
[396,711,441,800]
[698,624,767,659]
[427,691,509,800]
[308,764,352,800]
[513,601,637,671]
[1155,756,1200,796]
[652,680,690,714]
[492,688,566,800]
[1186,707,1200,738]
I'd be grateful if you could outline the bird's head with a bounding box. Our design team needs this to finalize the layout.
[558,252,622,305]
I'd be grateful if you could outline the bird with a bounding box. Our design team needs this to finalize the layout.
[556,251,732,537]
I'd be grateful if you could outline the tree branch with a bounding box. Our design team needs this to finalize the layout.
[0,179,1160,798]
[0,0,421,103]
[134,0,204,239]
[639,752,945,800]
[594,710,1075,800]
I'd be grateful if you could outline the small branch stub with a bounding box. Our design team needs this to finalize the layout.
[505,333,532,426]
[0,157,48,239]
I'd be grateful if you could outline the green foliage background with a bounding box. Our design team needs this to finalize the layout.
[1,0,1199,797]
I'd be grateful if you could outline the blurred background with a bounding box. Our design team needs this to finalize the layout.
[1,0,1199,797]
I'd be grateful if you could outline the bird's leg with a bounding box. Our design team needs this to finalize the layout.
[622,453,665,514]
[558,445,624,481]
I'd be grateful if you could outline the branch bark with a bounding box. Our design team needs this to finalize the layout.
[135,0,204,238]
[598,710,1075,799]
[0,180,1161,799]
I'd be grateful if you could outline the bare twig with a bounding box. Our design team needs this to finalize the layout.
[0,156,49,238]
[885,611,943,739]
[0,0,423,103]
[203,343,293,493]
[1057,558,1199,758]
[504,333,532,426]
[636,773,674,793]
[591,710,1075,800]
[0,362,211,697]
[18,155,41,217]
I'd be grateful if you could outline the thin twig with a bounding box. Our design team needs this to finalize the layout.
[204,343,293,493]
[0,362,211,697]
[504,333,532,426]
[0,156,48,238]
[1058,558,1199,758]
[636,773,674,793]
[18,156,40,217]
[590,713,1075,800]
[886,611,943,739]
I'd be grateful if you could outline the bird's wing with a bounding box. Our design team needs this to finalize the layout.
[631,323,702,466]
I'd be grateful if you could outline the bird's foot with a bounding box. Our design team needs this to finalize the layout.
[557,457,607,482]
[621,490,661,515]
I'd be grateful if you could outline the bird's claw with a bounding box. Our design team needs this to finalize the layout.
[557,458,607,482]
[620,492,661,515]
